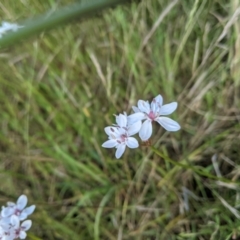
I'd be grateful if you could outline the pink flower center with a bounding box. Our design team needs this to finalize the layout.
[120,134,127,142]
[14,209,21,216]
[148,111,156,121]
[15,228,21,237]
[117,134,128,143]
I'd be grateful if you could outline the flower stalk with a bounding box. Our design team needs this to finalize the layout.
[0,0,130,48]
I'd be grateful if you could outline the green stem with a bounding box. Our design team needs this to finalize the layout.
[0,0,129,48]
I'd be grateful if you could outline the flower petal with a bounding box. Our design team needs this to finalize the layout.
[104,126,119,136]
[159,102,177,115]
[139,119,152,141]
[11,215,20,227]
[102,139,118,148]
[1,206,14,217]
[156,117,181,131]
[7,202,15,207]
[19,212,28,221]
[154,94,163,106]
[137,100,150,113]
[21,220,32,231]
[22,205,35,216]
[150,99,158,113]
[20,205,35,220]
[128,121,142,136]
[132,106,140,113]
[116,114,127,127]
[127,112,145,125]
[17,195,27,210]
[115,144,126,159]
[19,231,27,239]
[126,137,139,148]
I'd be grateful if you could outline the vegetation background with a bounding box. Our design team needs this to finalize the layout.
[0,0,240,239]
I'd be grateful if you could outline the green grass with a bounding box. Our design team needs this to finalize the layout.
[0,0,240,239]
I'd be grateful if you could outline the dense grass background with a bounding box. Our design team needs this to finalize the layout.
[0,0,240,239]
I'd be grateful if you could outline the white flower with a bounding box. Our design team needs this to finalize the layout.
[102,113,141,159]
[10,215,32,239]
[0,195,35,240]
[0,22,23,38]
[1,22,21,32]
[128,94,180,141]
[1,195,35,221]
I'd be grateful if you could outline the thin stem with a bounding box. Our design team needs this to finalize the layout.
[0,0,129,48]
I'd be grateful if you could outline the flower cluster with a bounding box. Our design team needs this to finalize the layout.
[0,195,35,240]
[0,22,23,38]
[102,94,180,158]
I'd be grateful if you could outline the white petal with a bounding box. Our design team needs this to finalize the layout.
[159,102,177,115]
[21,220,32,231]
[127,112,145,125]
[116,114,127,127]
[132,106,140,113]
[137,100,150,113]
[154,94,163,106]
[156,117,181,131]
[115,144,126,159]
[104,126,119,136]
[0,216,11,225]
[128,121,142,136]
[17,195,27,210]
[10,215,19,227]
[126,137,139,148]
[150,99,158,112]
[7,202,15,207]
[21,205,35,217]
[19,231,27,239]
[139,120,152,141]
[2,236,11,240]
[102,139,118,148]
[1,206,14,217]
[19,212,27,221]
